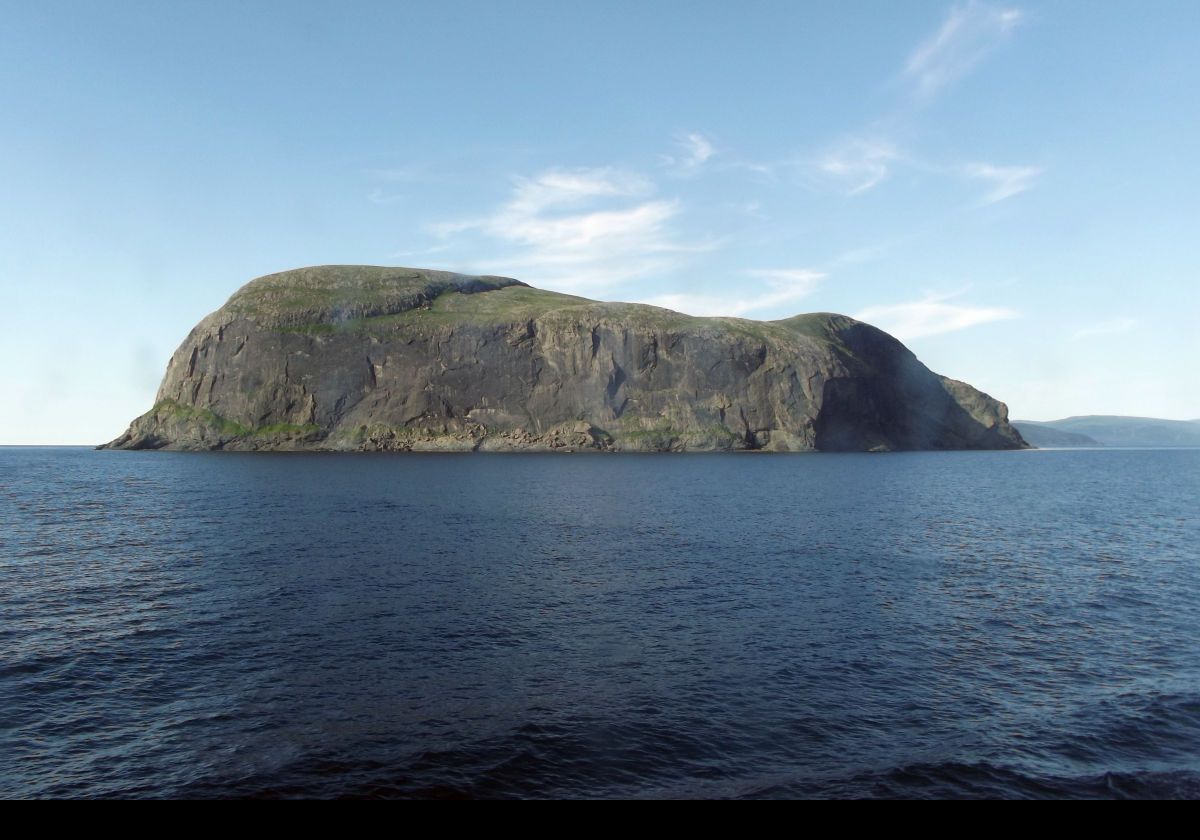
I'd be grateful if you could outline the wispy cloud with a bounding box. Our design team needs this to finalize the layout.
[904,1,1024,99]
[1072,317,1138,341]
[388,243,453,260]
[961,162,1041,204]
[727,200,768,220]
[637,268,825,318]
[367,187,405,205]
[781,4,1031,203]
[364,163,456,205]
[429,167,705,289]
[363,164,430,182]
[824,241,896,269]
[661,132,717,176]
[812,138,902,195]
[855,291,1018,340]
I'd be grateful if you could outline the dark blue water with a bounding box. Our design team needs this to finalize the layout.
[2,447,1198,799]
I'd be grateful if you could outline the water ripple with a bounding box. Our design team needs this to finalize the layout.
[1,447,1198,798]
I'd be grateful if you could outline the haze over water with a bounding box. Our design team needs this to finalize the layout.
[3,447,1198,798]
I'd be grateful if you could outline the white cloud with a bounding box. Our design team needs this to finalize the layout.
[388,243,453,260]
[855,291,1018,340]
[1072,317,1138,341]
[815,138,901,195]
[727,159,777,178]
[787,4,1028,203]
[961,162,1041,204]
[904,1,1024,98]
[367,187,405,205]
[509,167,655,213]
[825,241,895,269]
[363,164,432,183]
[638,268,825,318]
[429,167,705,289]
[727,200,768,220]
[661,132,717,176]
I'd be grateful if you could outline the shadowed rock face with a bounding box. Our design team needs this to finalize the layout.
[102,265,1028,452]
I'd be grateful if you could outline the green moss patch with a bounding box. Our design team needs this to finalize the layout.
[148,399,322,440]
[232,267,854,356]
[150,399,251,436]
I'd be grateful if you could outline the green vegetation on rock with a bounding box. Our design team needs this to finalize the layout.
[146,400,320,440]
[150,398,251,437]
[244,267,835,344]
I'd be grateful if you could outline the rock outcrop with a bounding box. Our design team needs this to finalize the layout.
[102,265,1027,452]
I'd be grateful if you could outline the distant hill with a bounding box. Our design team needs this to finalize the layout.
[1014,416,1200,447]
[1011,422,1101,448]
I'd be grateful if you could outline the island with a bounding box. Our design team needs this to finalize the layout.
[102,265,1028,452]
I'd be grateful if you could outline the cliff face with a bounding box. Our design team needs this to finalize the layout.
[103,265,1027,452]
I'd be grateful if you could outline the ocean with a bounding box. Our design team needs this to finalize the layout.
[2,446,1198,798]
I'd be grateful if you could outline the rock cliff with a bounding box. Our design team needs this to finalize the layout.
[102,265,1027,452]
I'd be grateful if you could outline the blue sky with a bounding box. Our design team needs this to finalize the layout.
[2,1,1198,443]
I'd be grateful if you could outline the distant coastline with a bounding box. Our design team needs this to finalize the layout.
[1013,416,1200,448]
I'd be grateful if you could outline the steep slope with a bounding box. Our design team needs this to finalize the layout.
[103,266,1027,452]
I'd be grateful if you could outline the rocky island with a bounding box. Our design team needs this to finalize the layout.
[103,265,1027,452]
